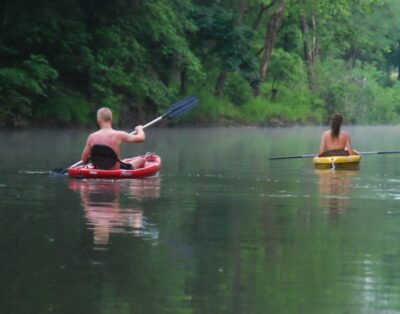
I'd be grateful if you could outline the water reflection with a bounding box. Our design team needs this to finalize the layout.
[316,169,359,219]
[69,178,160,250]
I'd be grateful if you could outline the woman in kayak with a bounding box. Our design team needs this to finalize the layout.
[318,113,357,157]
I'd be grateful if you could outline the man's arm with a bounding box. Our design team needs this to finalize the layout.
[120,125,145,143]
[81,136,92,163]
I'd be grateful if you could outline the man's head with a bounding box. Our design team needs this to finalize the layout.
[97,107,112,124]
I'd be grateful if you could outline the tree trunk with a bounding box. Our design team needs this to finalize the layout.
[0,0,7,38]
[214,0,249,97]
[398,62,400,81]
[238,0,247,24]
[82,0,98,100]
[301,13,318,90]
[301,15,311,65]
[180,69,187,94]
[214,69,228,96]
[257,0,285,93]
[253,1,277,30]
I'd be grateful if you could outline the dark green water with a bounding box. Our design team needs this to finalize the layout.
[2,126,400,313]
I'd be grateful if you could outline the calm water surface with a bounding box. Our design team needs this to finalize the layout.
[2,126,400,313]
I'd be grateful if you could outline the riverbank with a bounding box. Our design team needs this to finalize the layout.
[0,117,320,130]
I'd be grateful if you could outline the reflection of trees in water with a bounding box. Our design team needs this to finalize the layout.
[317,169,359,220]
[69,178,160,249]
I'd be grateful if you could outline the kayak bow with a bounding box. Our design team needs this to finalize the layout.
[313,154,361,168]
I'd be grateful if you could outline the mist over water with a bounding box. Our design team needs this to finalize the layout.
[2,126,400,313]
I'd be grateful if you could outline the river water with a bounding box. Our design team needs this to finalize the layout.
[2,126,400,313]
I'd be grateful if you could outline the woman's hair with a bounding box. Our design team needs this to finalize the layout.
[330,113,343,139]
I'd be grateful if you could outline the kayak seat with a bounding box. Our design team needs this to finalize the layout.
[90,144,133,170]
[320,149,350,157]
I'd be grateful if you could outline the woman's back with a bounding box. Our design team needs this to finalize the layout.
[321,130,350,151]
[319,113,355,156]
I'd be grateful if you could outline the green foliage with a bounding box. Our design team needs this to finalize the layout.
[37,87,91,125]
[237,48,325,125]
[241,82,324,125]
[194,89,240,123]
[191,4,257,83]
[314,58,400,124]
[1,0,400,127]
[267,49,307,85]
[88,0,204,113]
[224,73,253,106]
[0,55,58,126]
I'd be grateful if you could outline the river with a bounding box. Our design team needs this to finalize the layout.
[1,126,400,313]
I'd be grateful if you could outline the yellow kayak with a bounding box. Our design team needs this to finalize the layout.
[313,154,361,168]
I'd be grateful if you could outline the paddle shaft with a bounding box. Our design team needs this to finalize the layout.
[359,151,400,155]
[270,150,400,160]
[269,154,315,160]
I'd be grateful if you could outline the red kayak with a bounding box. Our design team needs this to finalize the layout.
[68,154,161,179]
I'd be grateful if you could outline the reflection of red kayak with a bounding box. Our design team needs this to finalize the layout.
[68,154,161,179]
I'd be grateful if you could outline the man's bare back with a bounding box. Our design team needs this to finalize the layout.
[81,107,145,169]
[85,129,135,158]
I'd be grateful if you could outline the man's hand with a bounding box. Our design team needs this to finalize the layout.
[135,125,143,133]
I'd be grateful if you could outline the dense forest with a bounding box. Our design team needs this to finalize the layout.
[1,0,400,127]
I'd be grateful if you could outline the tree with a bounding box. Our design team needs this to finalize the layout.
[258,0,285,82]
[191,3,257,96]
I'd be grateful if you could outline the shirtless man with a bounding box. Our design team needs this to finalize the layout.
[81,107,146,169]
[318,113,356,157]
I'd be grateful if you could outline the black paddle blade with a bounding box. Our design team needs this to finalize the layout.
[163,95,198,118]
[165,95,195,113]
[51,160,84,176]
